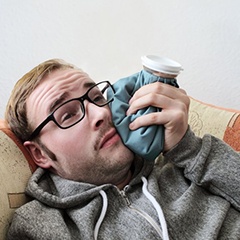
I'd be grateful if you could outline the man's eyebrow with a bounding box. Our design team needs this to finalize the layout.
[83,81,96,89]
[48,82,96,114]
[49,92,69,114]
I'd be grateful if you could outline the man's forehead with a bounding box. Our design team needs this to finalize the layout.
[27,68,95,124]
[36,68,96,93]
[42,68,91,83]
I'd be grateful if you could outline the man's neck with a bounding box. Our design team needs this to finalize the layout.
[116,170,132,190]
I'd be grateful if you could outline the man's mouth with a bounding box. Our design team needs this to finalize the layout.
[100,128,120,149]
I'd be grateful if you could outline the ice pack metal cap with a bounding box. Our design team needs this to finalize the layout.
[141,55,183,75]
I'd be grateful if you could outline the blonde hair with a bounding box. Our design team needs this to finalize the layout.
[5,59,77,142]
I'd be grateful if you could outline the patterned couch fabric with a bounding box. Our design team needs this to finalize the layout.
[0,120,36,238]
[189,98,240,151]
[0,98,240,239]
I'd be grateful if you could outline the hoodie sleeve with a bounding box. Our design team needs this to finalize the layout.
[164,128,240,211]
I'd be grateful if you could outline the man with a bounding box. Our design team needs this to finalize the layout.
[6,59,240,239]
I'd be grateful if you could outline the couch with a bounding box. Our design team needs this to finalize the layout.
[1,97,240,239]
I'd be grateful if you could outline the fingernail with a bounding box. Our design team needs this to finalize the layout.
[129,122,134,130]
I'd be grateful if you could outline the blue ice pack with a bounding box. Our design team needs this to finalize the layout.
[108,70,179,161]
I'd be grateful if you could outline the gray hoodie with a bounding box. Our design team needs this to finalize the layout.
[7,129,240,239]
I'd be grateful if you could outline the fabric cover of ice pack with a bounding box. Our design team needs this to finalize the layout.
[108,70,179,161]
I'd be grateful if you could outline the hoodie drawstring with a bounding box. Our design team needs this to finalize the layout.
[141,176,169,240]
[94,178,169,240]
[94,190,108,240]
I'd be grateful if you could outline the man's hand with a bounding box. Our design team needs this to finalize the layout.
[126,82,190,152]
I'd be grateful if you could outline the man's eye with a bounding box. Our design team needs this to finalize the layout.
[58,112,77,125]
[62,112,75,122]
[93,94,105,103]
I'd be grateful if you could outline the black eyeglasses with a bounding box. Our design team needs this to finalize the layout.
[28,81,115,140]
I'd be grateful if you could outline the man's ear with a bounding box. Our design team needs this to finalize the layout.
[24,141,52,169]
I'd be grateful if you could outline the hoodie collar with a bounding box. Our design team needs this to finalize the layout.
[26,157,155,208]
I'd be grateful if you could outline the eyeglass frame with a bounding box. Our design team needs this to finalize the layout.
[27,80,115,141]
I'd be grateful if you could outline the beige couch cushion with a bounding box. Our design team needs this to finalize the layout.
[0,120,36,238]
[189,98,240,151]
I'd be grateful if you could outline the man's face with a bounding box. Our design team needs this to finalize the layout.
[25,68,134,185]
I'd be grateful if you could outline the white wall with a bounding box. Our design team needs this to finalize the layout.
[1,0,240,118]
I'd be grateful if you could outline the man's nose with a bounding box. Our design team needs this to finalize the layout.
[85,102,110,129]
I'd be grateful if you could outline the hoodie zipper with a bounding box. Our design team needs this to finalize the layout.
[120,186,163,238]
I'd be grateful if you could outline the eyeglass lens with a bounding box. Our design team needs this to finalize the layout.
[53,81,113,128]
